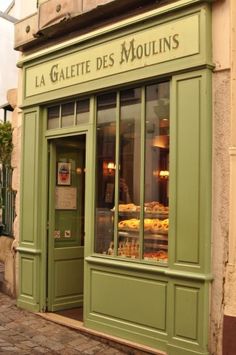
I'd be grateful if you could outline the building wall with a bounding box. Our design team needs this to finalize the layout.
[8,0,37,18]
[222,0,236,353]
[10,0,236,353]
[211,69,230,355]
[211,1,236,354]
[0,16,18,110]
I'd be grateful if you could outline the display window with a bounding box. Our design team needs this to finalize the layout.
[47,98,90,130]
[95,82,170,263]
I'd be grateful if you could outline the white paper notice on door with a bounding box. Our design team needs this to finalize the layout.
[55,187,77,210]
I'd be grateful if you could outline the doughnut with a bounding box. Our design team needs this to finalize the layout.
[129,218,139,230]
[151,219,163,233]
[162,218,169,230]
[144,218,153,231]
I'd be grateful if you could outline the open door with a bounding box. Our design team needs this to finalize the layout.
[47,134,86,312]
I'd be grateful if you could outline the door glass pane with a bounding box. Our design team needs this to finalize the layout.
[144,83,169,263]
[95,93,116,255]
[61,102,75,128]
[47,106,60,130]
[117,88,141,259]
[76,99,90,124]
[54,135,86,247]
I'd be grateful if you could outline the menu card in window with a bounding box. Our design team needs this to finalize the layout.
[55,187,77,210]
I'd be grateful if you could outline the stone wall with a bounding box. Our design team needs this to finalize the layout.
[210,70,230,355]
[211,2,230,354]
[0,88,21,297]
[0,236,15,295]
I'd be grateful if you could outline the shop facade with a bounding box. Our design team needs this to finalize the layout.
[15,1,214,354]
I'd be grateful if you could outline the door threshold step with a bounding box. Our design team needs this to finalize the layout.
[37,312,166,355]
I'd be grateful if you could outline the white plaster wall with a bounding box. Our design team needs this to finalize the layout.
[8,0,37,19]
[0,17,18,109]
[212,0,230,71]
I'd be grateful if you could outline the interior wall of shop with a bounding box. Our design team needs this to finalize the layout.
[15,1,215,355]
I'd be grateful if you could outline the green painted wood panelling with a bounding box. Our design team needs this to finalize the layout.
[21,111,38,244]
[21,4,213,108]
[167,278,209,355]
[176,77,200,263]
[47,135,86,311]
[54,246,84,259]
[21,257,34,297]
[174,286,199,340]
[91,269,167,331]
[85,260,210,354]
[18,107,45,312]
[17,254,40,312]
[167,345,209,355]
[85,262,168,351]
[55,259,84,297]
[169,70,212,273]
[19,1,212,68]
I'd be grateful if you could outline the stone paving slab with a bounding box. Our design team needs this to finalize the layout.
[0,292,152,355]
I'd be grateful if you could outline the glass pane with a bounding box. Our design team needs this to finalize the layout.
[117,88,141,259]
[47,106,59,130]
[95,93,116,255]
[61,102,74,127]
[54,135,86,247]
[144,82,169,263]
[76,99,90,124]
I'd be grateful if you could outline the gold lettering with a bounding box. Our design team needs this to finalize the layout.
[49,64,59,83]
[172,33,180,49]
[35,75,45,87]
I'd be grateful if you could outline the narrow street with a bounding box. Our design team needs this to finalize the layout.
[0,292,140,354]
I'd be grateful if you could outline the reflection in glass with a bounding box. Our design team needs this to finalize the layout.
[47,106,60,130]
[117,88,141,259]
[144,83,169,263]
[61,102,75,128]
[76,99,90,124]
[95,93,116,255]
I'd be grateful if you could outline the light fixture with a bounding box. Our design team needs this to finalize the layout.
[107,162,116,170]
[76,167,82,174]
[159,170,169,179]
[152,135,169,148]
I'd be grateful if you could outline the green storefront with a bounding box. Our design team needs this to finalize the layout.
[17,1,213,354]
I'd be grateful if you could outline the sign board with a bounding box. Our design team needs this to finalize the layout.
[25,14,199,97]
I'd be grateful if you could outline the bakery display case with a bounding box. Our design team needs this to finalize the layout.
[116,202,169,262]
[95,82,170,264]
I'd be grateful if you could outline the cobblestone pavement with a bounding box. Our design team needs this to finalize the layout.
[0,292,140,354]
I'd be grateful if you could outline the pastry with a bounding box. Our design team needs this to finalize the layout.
[162,218,169,230]
[119,203,136,211]
[118,220,129,230]
[129,218,139,230]
[151,219,163,233]
[144,218,153,231]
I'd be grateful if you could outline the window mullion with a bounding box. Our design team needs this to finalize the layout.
[113,92,120,257]
[92,95,97,256]
[73,101,76,126]
[59,105,62,128]
[139,86,146,261]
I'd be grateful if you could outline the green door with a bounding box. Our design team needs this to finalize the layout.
[47,134,86,311]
